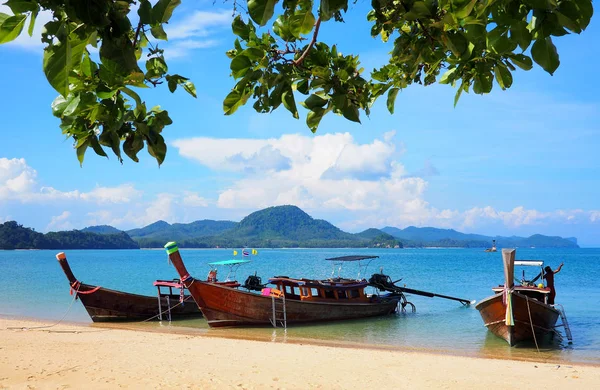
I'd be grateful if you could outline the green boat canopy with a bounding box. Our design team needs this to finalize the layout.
[208,259,251,266]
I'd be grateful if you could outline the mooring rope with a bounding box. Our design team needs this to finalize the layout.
[525,295,540,353]
[6,285,81,331]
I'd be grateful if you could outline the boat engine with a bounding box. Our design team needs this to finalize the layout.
[368,273,416,313]
[243,273,265,291]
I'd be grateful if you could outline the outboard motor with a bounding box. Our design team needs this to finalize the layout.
[243,272,265,291]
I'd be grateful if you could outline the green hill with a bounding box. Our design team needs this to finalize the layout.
[82,225,123,235]
[0,221,139,250]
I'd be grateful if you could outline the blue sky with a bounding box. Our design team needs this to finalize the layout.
[0,2,599,246]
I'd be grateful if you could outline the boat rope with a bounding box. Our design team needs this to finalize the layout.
[6,284,81,331]
[525,295,540,353]
[141,295,195,323]
[70,281,101,296]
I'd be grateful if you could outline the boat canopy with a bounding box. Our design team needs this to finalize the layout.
[325,255,379,262]
[514,260,544,266]
[208,259,251,266]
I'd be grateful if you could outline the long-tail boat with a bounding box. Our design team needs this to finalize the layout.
[56,252,202,322]
[475,248,566,346]
[165,243,400,327]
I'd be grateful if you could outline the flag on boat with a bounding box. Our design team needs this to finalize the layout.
[252,249,258,255]
[233,250,238,256]
[242,249,250,257]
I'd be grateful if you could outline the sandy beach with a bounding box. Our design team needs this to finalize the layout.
[1,319,599,389]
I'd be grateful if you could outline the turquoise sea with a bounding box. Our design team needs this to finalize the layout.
[1,248,599,363]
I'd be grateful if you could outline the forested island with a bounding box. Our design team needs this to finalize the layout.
[0,221,139,250]
[1,206,578,250]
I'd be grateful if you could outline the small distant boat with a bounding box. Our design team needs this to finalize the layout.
[56,252,203,322]
[475,249,570,346]
[484,240,497,252]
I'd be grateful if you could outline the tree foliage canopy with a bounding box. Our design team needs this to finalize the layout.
[0,0,593,165]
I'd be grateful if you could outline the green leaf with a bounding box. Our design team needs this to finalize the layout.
[123,134,144,163]
[342,104,360,123]
[152,0,181,24]
[51,95,69,117]
[386,88,399,114]
[439,68,457,84]
[146,132,167,165]
[0,14,27,44]
[307,108,326,132]
[121,86,143,110]
[289,10,315,37]
[28,7,38,37]
[510,21,532,52]
[531,37,560,75]
[455,0,477,19]
[230,55,252,78]
[43,42,71,97]
[223,90,244,115]
[138,0,153,24]
[90,136,108,158]
[4,0,37,14]
[150,25,167,40]
[99,130,123,162]
[454,83,463,108]
[232,15,251,40]
[248,0,277,26]
[282,88,299,119]
[494,64,513,90]
[473,70,493,94]
[507,53,533,70]
[303,94,328,110]
[63,94,81,116]
[320,0,348,22]
[181,80,197,98]
[76,138,90,166]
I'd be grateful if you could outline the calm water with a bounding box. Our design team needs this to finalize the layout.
[1,248,599,363]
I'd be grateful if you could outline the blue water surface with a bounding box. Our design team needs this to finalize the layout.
[1,247,598,363]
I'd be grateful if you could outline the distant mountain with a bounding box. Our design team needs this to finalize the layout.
[127,219,237,247]
[64,205,579,249]
[82,225,123,235]
[381,226,578,248]
[0,221,139,250]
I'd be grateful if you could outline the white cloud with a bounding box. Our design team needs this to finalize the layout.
[79,184,142,204]
[46,211,73,231]
[166,11,231,40]
[162,10,231,59]
[0,158,140,204]
[182,191,210,208]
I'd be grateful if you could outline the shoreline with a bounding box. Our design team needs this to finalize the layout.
[2,318,599,389]
[3,313,598,367]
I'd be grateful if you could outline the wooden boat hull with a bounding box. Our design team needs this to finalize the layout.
[186,280,399,327]
[75,283,201,322]
[476,291,560,346]
[56,253,201,322]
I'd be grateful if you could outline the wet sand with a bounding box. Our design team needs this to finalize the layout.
[1,318,599,389]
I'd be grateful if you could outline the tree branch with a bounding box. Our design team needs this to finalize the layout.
[293,17,322,66]
[132,21,143,48]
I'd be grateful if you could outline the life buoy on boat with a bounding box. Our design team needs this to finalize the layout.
[207,269,217,282]
[269,288,284,298]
